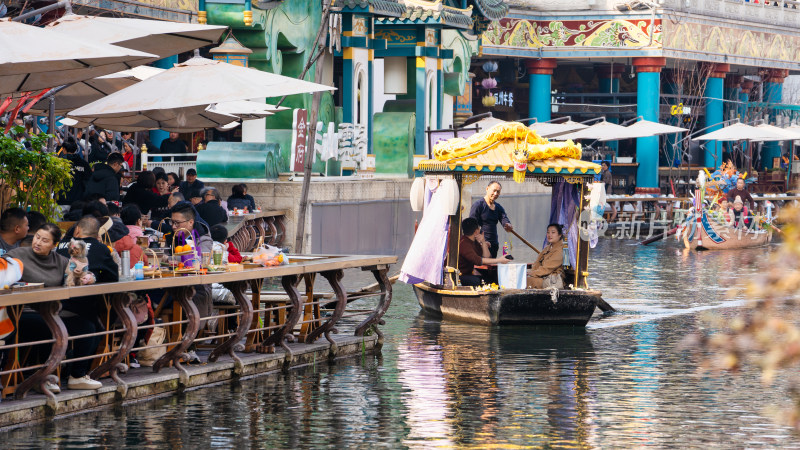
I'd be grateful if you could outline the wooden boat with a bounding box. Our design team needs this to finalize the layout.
[413,282,602,326]
[401,122,609,327]
[682,209,772,250]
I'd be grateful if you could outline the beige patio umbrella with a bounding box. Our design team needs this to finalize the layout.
[68,56,334,122]
[0,20,158,95]
[21,66,165,115]
[47,14,228,59]
[556,120,655,141]
[529,120,588,138]
[473,117,506,131]
[62,105,238,132]
[692,122,787,141]
[208,100,288,120]
[624,119,688,137]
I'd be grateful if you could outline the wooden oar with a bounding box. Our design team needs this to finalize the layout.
[640,226,678,246]
[508,229,540,254]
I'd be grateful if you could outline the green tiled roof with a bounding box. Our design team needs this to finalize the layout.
[336,0,407,17]
[471,0,508,20]
[376,3,473,29]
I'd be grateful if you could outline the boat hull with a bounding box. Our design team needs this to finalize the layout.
[683,212,772,250]
[413,283,601,326]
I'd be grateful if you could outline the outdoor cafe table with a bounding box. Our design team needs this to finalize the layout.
[0,254,396,402]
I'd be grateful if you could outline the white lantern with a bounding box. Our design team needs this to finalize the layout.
[384,57,408,95]
[410,177,425,211]
[440,178,461,215]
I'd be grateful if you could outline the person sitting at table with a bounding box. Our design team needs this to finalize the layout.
[195,187,228,228]
[123,171,168,216]
[114,204,148,269]
[54,216,118,390]
[526,223,566,289]
[7,223,70,394]
[457,217,511,287]
[169,202,212,363]
[20,211,46,248]
[0,207,29,256]
[227,183,256,211]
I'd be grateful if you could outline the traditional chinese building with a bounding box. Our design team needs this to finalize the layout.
[472,0,800,192]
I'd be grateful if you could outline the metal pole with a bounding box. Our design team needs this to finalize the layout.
[48,97,56,152]
[12,0,71,22]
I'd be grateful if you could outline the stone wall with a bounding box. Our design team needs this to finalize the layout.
[208,178,551,254]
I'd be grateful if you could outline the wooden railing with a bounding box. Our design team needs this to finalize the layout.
[0,255,396,410]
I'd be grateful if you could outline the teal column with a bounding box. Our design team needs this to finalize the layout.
[598,64,622,158]
[632,57,665,190]
[415,56,425,155]
[762,70,785,169]
[149,55,178,149]
[704,76,724,168]
[738,81,752,163]
[437,58,443,129]
[526,59,556,122]
[662,70,680,167]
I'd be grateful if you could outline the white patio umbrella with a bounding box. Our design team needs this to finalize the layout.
[68,56,334,123]
[556,120,655,141]
[47,14,227,59]
[751,123,800,141]
[0,20,158,95]
[63,105,238,132]
[625,119,688,137]
[692,122,787,141]
[529,120,588,138]
[21,66,165,114]
[208,100,288,120]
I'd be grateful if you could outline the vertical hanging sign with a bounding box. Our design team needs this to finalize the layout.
[290,108,308,172]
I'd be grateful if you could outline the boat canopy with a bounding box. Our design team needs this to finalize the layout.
[419,122,601,181]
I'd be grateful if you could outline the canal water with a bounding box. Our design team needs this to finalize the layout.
[5,239,800,448]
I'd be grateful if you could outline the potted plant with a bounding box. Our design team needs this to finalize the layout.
[0,127,73,221]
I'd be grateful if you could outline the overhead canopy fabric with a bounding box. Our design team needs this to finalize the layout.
[556,120,655,141]
[693,122,788,141]
[624,119,688,137]
[69,56,334,121]
[63,105,238,132]
[47,14,227,59]
[529,120,588,138]
[0,20,157,95]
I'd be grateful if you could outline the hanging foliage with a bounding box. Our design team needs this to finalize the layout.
[0,126,72,221]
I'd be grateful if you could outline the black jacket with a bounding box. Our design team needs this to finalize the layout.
[57,236,119,318]
[123,183,168,216]
[88,139,113,163]
[179,179,205,199]
[85,163,121,201]
[226,194,256,211]
[58,153,92,205]
[195,200,228,228]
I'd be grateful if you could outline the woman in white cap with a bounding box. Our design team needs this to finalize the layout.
[732,195,750,229]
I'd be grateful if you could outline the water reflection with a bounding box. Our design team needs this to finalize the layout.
[398,315,597,448]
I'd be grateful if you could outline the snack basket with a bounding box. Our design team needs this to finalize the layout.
[170,227,202,275]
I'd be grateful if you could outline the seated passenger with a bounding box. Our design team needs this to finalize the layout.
[227,183,256,211]
[732,196,751,229]
[457,217,511,287]
[526,223,566,289]
[714,198,733,225]
[195,187,228,228]
[114,204,148,269]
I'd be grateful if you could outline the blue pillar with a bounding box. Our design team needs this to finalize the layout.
[704,76,724,168]
[598,64,621,159]
[526,59,556,122]
[149,55,179,150]
[738,82,752,164]
[763,71,785,169]
[633,57,665,190]
[662,71,680,167]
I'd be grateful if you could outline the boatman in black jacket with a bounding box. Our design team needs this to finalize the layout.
[469,180,514,258]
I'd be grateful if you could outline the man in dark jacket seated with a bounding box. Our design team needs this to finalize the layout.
[55,216,119,390]
[195,187,229,228]
[457,218,511,287]
[85,152,124,202]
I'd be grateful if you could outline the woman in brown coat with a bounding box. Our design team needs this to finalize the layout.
[527,223,565,289]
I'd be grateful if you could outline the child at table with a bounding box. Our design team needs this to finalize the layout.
[210,225,242,264]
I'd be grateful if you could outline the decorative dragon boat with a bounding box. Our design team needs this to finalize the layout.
[678,164,775,250]
[400,122,608,326]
